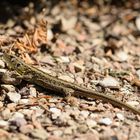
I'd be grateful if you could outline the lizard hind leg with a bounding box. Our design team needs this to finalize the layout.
[61,87,75,97]
[61,87,76,103]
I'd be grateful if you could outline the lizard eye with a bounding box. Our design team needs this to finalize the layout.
[16,63,21,68]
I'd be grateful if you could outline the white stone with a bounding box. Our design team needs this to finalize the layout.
[0,60,5,68]
[136,17,140,30]
[0,69,6,74]
[99,117,112,125]
[11,112,24,120]
[50,107,61,118]
[116,51,128,62]
[136,69,140,79]
[99,76,120,89]
[61,16,77,31]
[0,120,8,127]
[7,92,21,103]
[80,110,89,118]
[52,130,63,136]
[57,56,70,63]
[47,29,53,41]
[29,87,37,97]
[2,108,11,120]
[116,113,125,121]
[19,99,29,104]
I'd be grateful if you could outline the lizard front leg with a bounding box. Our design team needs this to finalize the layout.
[61,87,75,97]
[1,70,22,85]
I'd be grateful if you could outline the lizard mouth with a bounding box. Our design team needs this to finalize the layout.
[3,53,17,69]
[3,53,11,65]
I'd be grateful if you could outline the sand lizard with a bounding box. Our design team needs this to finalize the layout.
[3,53,140,115]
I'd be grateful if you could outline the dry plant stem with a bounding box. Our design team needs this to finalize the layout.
[3,53,140,115]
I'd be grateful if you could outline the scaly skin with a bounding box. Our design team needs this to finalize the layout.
[3,53,140,115]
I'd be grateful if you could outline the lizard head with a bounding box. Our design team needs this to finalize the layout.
[3,53,17,69]
[3,53,27,75]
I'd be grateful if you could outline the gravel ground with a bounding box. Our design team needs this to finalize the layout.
[0,1,140,140]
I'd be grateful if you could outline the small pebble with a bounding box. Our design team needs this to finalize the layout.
[52,130,63,136]
[61,16,77,31]
[7,19,15,27]
[0,101,3,108]
[49,98,59,103]
[86,119,97,128]
[77,124,88,133]
[58,112,71,121]
[13,134,31,140]
[47,126,57,132]
[0,120,8,128]
[47,28,53,41]
[64,127,73,135]
[99,76,120,89]
[40,56,55,66]
[73,61,85,73]
[7,103,17,111]
[116,113,125,121]
[136,69,140,79]
[2,108,11,120]
[81,17,101,31]
[19,124,34,134]
[7,92,21,103]
[10,117,27,127]
[56,56,70,63]
[76,77,84,84]
[116,51,128,62]
[0,68,6,75]
[99,117,112,125]
[22,109,34,119]
[136,16,140,30]
[50,107,61,119]
[29,87,37,97]
[30,129,48,140]
[19,99,29,104]
[50,107,61,114]
[0,59,5,68]
[67,120,77,127]
[80,110,89,118]
[11,112,24,120]
[34,108,45,117]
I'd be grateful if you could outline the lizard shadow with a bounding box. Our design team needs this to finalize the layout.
[16,81,65,98]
